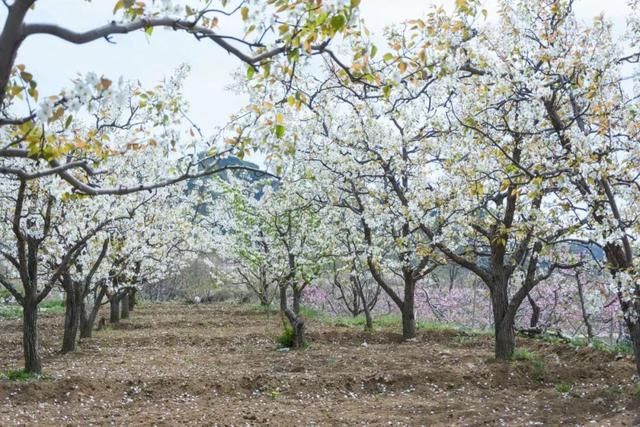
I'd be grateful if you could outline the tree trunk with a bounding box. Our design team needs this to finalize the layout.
[62,283,82,353]
[80,287,106,338]
[471,280,478,329]
[491,283,515,359]
[279,284,287,311]
[110,297,120,324]
[495,318,516,359]
[527,293,540,329]
[259,291,270,307]
[575,273,594,340]
[401,304,416,340]
[120,292,130,320]
[603,242,640,375]
[358,286,373,331]
[128,288,137,311]
[79,299,92,339]
[284,308,306,349]
[22,300,41,374]
[259,267,270,306]
[292,287,302,315]
[278,283,289,331]
[627,320,640,377]
[401,274,416,339]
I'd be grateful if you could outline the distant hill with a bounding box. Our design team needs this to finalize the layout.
[186,155,274,214]
[192,155,263,185]
[186,154,270,191]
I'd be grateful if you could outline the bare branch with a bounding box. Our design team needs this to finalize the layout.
[22,19,289,65]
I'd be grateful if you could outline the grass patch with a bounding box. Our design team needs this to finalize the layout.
[418,319,457,332]
[268,389,280,400]
[333,315,368,328]
[248,304,326,322]
[555,382,572,393]
[249,303,279,314]
[275,325,308,349]
[299,306,328,321]
[0,305,21,320]
[512,348,545,382]
[538,334,633,355]
[0,369,42,382]
[532,358,545,382]
[512,348,537,361]
[41,299,65,312]
[276,326,296,348]
[570,336,633,355]
[0,299,65,320]
[365,314,458,331]
[314,311,491,338]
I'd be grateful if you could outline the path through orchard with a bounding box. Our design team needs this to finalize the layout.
[0,303,638,425]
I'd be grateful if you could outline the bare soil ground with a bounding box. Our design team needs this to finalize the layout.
[0,303,639,426]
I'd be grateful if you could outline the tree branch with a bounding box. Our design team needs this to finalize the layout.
[22,19,289,65]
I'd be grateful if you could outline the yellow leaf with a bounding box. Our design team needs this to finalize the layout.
[470,182,484,197]
[113,0,125,14]
[20,71,33,82]
[74,137,87,149]
[100,78,112,90]
[49,107,64,123]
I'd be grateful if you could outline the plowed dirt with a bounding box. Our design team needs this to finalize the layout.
[0,303,638,426]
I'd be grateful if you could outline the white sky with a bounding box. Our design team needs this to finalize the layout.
[5,0,631,157]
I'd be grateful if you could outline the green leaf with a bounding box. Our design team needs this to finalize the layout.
[287,49,300,63]
[275,124,286,139]
[247,66,256,79]
[330,14,346,32]
[27,87,38,101]
[383,53,394,62]
[382,85,391,99]
[278,23,289,34]
[316,12,329,25]
[370,44,378,58]
[64,115,73,129]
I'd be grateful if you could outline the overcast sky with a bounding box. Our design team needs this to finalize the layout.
[6,0,631,150]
